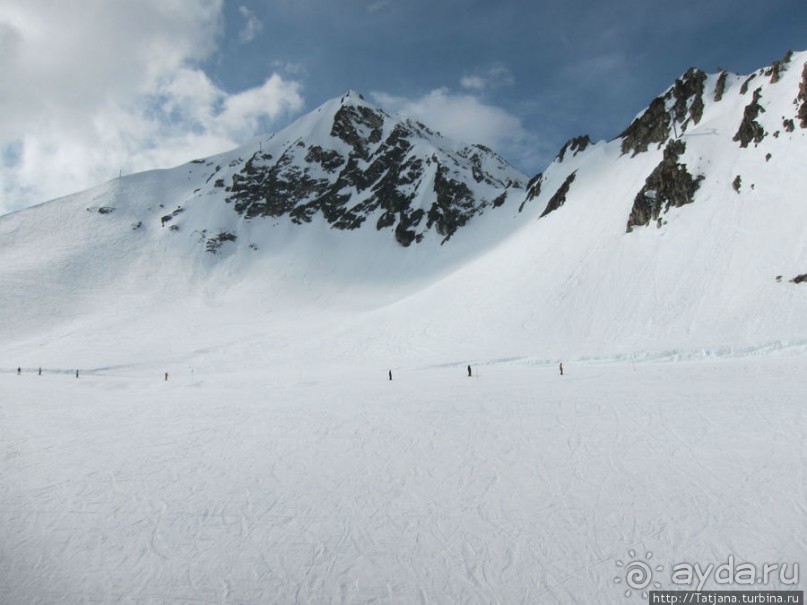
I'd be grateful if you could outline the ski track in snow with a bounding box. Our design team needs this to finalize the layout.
[2,55,807,603]
[1,357,805,604]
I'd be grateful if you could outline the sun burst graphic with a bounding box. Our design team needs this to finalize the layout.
[614,549,664,599]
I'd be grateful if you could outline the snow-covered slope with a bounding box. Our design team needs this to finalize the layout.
[1,52,807,369]
[505,49,807,358]
[0,90,529,361]
[2,52,807,605]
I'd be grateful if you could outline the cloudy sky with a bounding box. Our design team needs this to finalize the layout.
[1,0,805,214]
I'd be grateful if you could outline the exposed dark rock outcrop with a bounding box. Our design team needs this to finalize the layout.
[223,96,522,246]
[556,135,592,162]
[540,172,576,218]
[425,164,477,243]
[205,231,237,254]
[619,68,706,156]
[526,172,543,198]
[791,274,807,284]
[160,206,185,225]
[330,104,384,160]
[765,50,793,83]
[305,146,344,172]
[740,74,756,95]
[799,63,807,128]
[626,140,704,232]
[732,175,742,193]
[714,71,728,102]
[394,214,421,247]
[670,68,707,126]
[733,88,766,147]
[619,97,670,156]
[519,173,543,213]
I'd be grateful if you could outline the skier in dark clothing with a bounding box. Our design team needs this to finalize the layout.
[17,367,21,375]
[559,362,564,376]
[388,370,392,381]
[38,367,42,376]
[467,365,472,377]
[76,370,79,379]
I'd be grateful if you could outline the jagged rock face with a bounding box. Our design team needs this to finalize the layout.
[540,172,576,218]
[556,136,592,163]
[516,51,807,244]
[765,51,792,84]
[519,52,807,240]
[739,74,757,95]
[619,68,707,156]
[799,63,807,128]
[224,96,523,246]
[714,72,728,101]
[733,88,767,147]
[517,173,543,213]
[670,68,706,126]
[626,140,703,232]
[205,231,237,254]
[330,104,384,160]
[618,97,670,156]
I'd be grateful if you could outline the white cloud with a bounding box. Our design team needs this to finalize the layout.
[237,5,263,43]
[218,74,303,135]
[371,88,528,157]
[460,65,515,91]
[459,76,487,91]
[0,0,304,214]
[559,51,631,87]
[367,0,392,14]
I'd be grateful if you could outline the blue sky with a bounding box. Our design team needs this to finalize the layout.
[1,0,805,214]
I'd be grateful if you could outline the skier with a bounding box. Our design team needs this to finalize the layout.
[559,362,564,376]
[388,370,392,381]
[467,364,472,377]
[17,367,21,376]
[164,372,169,382]
[76,369,79,379]
[38,367,42,376]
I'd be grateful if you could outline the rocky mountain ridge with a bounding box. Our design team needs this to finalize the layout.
[1,51,806,362]
[522,49,807,245]
[26,50,806,261]
[196,91,525,247]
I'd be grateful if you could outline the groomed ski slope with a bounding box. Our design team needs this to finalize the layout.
[2,356,805,604]
[2,56,807,603]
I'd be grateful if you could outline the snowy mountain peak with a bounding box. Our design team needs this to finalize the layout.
[617,66,708,157]
[520,49,807,236]
[213,91,526,246]
[0,50,806,374]
[339,89,368,105]
[4,61,806,605]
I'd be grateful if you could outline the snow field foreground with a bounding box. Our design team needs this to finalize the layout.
[2,357,805,603]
